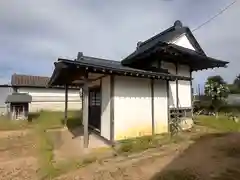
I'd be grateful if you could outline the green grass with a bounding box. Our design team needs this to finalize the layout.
[0,111,82,131]
[195,115,240,132]
[117,133,185,154]
[50,155,98,178]
[0,110,85,179]
[34,111,81,130]
[37,127,56,179]
[0,116,33,130]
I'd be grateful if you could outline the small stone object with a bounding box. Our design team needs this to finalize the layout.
[234,117,239,123]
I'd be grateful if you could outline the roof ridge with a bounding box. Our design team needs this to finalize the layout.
[82,56,120,64]
[139,25,175,47]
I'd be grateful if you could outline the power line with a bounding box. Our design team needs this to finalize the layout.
[192,0,238,32]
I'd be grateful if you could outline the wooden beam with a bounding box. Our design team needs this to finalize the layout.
[82,73,89,148]
[64,84,68,126]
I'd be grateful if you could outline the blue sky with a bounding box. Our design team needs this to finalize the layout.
[0,0,239,92]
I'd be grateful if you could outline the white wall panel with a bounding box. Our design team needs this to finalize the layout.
[0,86,12,114]
[114,76,152,140]
[17,87,81,112]
[153,80,168,134]
[178,80,191,108]
[172,35,195,51]
[29,101,81,112]
[100,76,111,140]
[169,81,177,108]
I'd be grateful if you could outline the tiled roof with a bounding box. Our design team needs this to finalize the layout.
[11,74,50,87]
[11,74,79,89]
[5,93,32,103]
[122,20,206,65]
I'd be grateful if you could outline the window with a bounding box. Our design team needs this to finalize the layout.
[89,91,101,106]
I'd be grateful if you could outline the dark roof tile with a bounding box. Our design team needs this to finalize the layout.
[11,74,80,89]
[5,93,32,103]
[11,74,49,87]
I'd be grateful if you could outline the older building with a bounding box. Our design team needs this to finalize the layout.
[0,74,81,114]
[48,21,229,147]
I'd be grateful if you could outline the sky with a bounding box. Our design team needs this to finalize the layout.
[0,0,239,92]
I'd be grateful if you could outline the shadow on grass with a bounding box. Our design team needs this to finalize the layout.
[60,110,83,139]
[28,112,41,122]
[150,132,240,180]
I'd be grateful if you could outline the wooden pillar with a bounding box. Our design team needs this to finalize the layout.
[166,80,170,132]
[175,63,179,108]
[64,84,68,126]
[190,70,193,117]
[12,105,15,120]
[23,105,25,119]
[110,75,115,144]
[82,74,89,148]
[151,79,155,135]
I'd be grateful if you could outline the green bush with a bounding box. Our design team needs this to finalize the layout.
[194,100,240,114]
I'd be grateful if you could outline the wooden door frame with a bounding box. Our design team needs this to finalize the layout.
[88,85,101,133]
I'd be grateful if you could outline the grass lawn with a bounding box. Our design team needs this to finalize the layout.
[195,115,240,132]
[2,113,240,179]
[0,110,83,179]
[0,111,82,131]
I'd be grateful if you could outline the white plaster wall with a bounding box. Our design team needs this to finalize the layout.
[0,86,12,115]
[161,61,191,108]
[178,80,191,108]
[172,35,195,51]
[100,76,111,140]
[114,76,152,140]
[153,80,168,134]
[178,65,191,108]
[162,62,177,108]
[17,87,81,112]
[169,82,177,108]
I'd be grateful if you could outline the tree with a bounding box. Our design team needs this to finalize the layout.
[207,75,226,85]
[233,74,240,88]
[204,76,229,118]
[228,74,240,94]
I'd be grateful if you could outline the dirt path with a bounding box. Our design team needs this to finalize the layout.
[0,129,30,138]
[1,126,240,180]
[0,157,38,180]
[56,132,240,180]
[0,130,38,180]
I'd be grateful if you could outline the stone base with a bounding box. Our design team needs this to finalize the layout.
[180,118,194,130]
